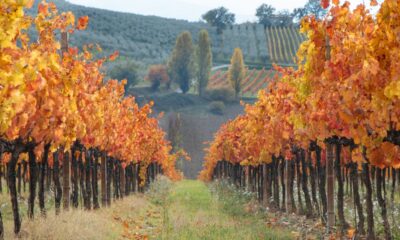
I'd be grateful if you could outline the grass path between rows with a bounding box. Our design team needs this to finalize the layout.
[1,180,293,239]
[158,180,293,240]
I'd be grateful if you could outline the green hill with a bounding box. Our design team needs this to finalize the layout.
[27,0,305,68]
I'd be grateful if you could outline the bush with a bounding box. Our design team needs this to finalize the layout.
[108,60,140,91]
[209,101,225,115]
[205,87,235,103]
[145,64,170,91]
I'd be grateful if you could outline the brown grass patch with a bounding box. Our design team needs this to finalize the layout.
[3,194,154,240]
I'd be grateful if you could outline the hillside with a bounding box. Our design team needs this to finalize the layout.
[28,0,211,66]
[28,0,305,67]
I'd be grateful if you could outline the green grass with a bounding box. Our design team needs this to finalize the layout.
[157,180,293,240]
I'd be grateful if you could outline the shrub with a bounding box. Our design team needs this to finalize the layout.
[145,64,170,91]
[205,87,235,103]
[209,101,225,115]
[108,60,140,91]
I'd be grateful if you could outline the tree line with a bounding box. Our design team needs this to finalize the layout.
[202,0,327,35]
[147,30,248,99]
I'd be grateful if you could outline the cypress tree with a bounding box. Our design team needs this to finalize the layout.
[228,48,246,98]
[168,31,195,93]
[196,30,212,96]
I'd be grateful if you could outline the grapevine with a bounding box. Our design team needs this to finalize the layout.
[201,0,400,238]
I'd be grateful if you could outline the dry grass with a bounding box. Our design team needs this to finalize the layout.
[3,194,152,240]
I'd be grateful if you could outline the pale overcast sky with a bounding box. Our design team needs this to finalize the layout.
[67,0,373,23]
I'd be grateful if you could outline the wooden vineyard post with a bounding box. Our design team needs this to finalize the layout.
[324,34,335,232]
[101,152,107,206]
[326,142,335,232]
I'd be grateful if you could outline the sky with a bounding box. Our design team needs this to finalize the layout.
[67,0,370,23]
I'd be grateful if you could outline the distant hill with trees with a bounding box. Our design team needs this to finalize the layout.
[27,0,306,69]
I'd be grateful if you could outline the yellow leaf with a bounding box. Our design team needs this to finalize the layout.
[347,228,356,238]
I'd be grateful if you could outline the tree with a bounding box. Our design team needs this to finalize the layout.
[145,65,170,91]
[108,60,139,92]
[228,48,246,98]
[202,7,235,35]
[196,30,212,97]
[275,10,293,27]
[292,0,326,22]
[292,8,308,23]
[256,4,275,29]
[304,0,327,19]
[168,31,195,94]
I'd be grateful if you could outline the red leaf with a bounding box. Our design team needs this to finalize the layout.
[109,51,119,61]
[76,16,89,30]
[321,0,330,9]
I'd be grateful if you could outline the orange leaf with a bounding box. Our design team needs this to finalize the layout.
[370,0,378,6]
[76,16,89,30]
[26,0,34,8]
[49,2,58,13]
[347,228,356,238]
[122,220,129,229]
[38,2,49,15]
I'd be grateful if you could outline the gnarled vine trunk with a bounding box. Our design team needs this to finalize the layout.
[92,152,99,209]
[376,168,391,240]
[39,143,50,216]
[28,148,37,219]
[71,147,79,208]
[300,150,313,218]
[315,146,327,223]
[85,150,92,210]
[335,143,348,230]
[8,141,24,234]
[53,151,62,215]
[350,162,364,235]
[362,163,375,239]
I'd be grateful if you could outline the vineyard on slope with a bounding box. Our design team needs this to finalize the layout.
[0,1,186,236]
[207,68,276,97]
[201,0,400,239]
[265,26,306,66]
